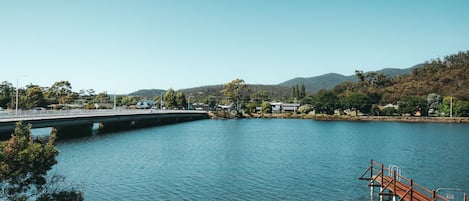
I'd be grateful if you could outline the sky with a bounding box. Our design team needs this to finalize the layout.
[1,0,468,94]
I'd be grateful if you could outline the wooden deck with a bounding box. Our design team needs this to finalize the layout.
[372,174,444,201]
[359,160,454,201]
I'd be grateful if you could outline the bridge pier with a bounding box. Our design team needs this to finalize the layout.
[55,123,93,139]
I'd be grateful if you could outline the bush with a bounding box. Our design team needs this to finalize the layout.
[298,104,313,114]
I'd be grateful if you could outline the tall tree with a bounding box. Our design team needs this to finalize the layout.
[0,81,13,109]
[164,88,177,109]
[25,85,46,109]
[175,92,187,109]
[221,79,249,113]
[48,81,73,105]
[427,93,442,112]
[300,84,306,99]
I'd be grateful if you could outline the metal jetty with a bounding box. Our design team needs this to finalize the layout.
[359,160,467,201]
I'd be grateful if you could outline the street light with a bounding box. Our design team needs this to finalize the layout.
[15,75,27,116]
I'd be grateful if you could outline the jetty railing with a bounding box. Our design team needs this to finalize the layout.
[359,160,465,201]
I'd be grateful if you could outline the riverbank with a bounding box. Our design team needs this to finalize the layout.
[208,112,469,123]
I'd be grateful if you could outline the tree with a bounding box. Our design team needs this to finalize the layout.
[260,101,272,114]
[47,81,74,105]
[164,88,177,109]
[453,100,469,117]
[0,81,14,109]
[427,93,441,113]
[25,85,46,109]
[0,122,83,200]
[121,96,139,106]
[355,70,365,83]
[221,79,249,114]
[93,92,111,104]
[313,90,338,115]
[298,104,313,114]
[175,92,187,109]
[398,96,428,116]
[341,92,372,115]
[300,84,306,99]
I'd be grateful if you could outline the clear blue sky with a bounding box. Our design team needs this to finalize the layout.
[1,0,468,94]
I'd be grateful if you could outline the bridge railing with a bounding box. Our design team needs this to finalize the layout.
[359,159,451,201]
[0,109,206,121]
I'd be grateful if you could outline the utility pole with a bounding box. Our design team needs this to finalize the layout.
[15,76,19,116]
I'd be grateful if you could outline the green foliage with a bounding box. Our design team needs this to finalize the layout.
[290,84,306,100]
[383,107,397,116]
[0,122,83,201]
[245,102,258,114]
[453,100,469,117]
[341,92,372,115]
[313,90,338,115]
[93,92,111,104]
[0,81,14,109]
[398,96,428,116]
[164,88,177,109]
[47,81,74,105]
[298,104,313,114]
[121,96,139,106]
[260,101,272,114]
[175,92,187,109]
[25,85,47,109]
[0,122,57,199]
[221,79,250,113]
[441,96,469,117]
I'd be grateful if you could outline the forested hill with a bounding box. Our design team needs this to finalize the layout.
[279,66,417,93]
[129,89,166,97]
[383,51,469,102]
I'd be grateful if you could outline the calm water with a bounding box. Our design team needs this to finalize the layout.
[51,119,468,200]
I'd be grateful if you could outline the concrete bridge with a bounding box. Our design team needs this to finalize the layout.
[0,110,209,139]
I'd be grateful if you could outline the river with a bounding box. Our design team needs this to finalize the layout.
[51,119,468,200]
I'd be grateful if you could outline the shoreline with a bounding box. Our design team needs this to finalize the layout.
[208,112,469,123]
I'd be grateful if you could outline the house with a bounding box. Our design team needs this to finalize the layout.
[270,102,300,113]
[281,103,300,112]
[136,100,155,109]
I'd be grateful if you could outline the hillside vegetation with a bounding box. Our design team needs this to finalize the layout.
[279,66,417,93]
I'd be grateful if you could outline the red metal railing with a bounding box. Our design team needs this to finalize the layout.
[359,159,465,201]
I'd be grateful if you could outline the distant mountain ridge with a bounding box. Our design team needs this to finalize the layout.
[129,66,420,97]
[279,65,420,93]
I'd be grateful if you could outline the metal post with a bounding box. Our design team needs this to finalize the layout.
[380,164,384,201]
[393,170,397,201]
[15,76,19,116]
[410,179,413,201]
[370,160,374,200]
